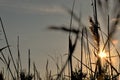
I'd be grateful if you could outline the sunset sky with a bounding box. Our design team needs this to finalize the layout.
[0,0,119,78]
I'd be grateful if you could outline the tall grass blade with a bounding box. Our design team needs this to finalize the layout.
[33,62,42,80]
[107,15,113,78]
[71,55,95,73]
[46,60,49,80]
[85,28,93,74]
[102,14,120,52]
[0,46,12,72]
[48,26,79,35]
[0,51,15,80]
[28,49,31,76]
[0,72,4,80]
[80,28,84,80]
[56,0,76,79]
[17,36,22,71]
[0,17,17,74]
[48,55,60,73]
[0,57,5,64]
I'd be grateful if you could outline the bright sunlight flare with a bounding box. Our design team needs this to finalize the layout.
[98,51,107,58]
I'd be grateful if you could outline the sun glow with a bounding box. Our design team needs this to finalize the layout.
[98,51,107,58]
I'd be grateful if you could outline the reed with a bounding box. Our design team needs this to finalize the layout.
[0,0,120,80]
[48,0,120,80]
[0,17,17,74]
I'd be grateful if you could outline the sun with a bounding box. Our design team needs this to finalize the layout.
[98,51,107,58]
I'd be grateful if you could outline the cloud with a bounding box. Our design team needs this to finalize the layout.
[22,5,66,15]
[0,1,66,15]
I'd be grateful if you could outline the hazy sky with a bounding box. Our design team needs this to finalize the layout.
[2,0,119,78]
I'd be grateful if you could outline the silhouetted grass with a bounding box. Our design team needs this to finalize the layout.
[0,0,120,80]
[48,0,120,80]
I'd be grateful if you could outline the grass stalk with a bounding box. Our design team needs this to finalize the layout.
[33,62,41,80]
[33,62,36,80]
[85,28,93,75]
[46,60,49,80]
[0,17,17,74]
[28,49,31,76]
[17,36,22,72]
[107,15,113,79]
[80,28,84,80]
[17,36,20,80]
[0,51,15,80]
[72,55,95,73]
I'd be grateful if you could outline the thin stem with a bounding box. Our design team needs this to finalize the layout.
[85,28,93,75]
[0,17,17,74]
[0,51,15,80]
[107,15,113,78]
[28,49,31,76]
[80,28,84,80]
[17,36,22,71]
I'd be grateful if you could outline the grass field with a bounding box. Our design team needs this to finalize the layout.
[0,0,120,80]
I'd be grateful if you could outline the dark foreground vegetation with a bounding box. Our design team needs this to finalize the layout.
[0,0,120,80]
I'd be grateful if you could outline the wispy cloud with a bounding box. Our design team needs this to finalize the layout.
[22,5,66,15]
[0,1,66,15]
